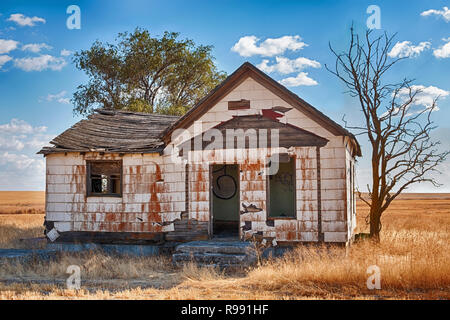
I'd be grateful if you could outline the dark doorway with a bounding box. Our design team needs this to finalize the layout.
[211,164,239,238]
[268,156,296,217]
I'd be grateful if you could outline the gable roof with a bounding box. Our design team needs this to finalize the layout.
[180,114,329,152]
[38,109,179,155]
[162,62,361,156]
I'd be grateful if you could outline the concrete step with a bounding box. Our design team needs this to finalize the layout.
[173,252,256,265]
[175,240,256,255]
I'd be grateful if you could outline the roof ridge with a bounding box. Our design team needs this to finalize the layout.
[95,108,181,118]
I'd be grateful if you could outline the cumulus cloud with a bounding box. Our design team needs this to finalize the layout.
[22,43,52,53]
[44,90,70,104]
[14,54,67,71]
[7,13,46,27]
[0,154,46,190]
[397,85,449,112]
[60,49,72,56]
[257,56,321,74]
[433,38,450,58]
[0,152,43,170]
[421,6,450,22]
[0,55,12,68]
[0,118,47,134]
[0,119,53,190]
[388,41,431,58]
[231,35,307,57]
[0,39,19,54]
[0,136,25,151]
[279,72,318,87]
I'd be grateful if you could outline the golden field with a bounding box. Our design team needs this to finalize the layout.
[0,191,45,215]
[0,191,448,300]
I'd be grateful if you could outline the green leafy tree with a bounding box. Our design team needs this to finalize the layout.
[72,28,226,115]
[72,41,125,115]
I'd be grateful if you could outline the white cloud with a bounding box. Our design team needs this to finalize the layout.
[0,55,12,68]
[257,56,320,74]
[0,136,25,151]
[421,6,450,22]
[7,13,46,27]
[279,72,318,87]
[60,49,72,56]
[397,85,449,111]
[388,41,431,58]
[24,136,54,150]
[0,39,19,54]
[0,152,41,170]
[45,90,70,104]
[0,153,46,190]
[0,118,47,134]
[0,132,53,153]
[0,120,51,191]
[433,38,450,58]
[231,35,307,57]
[0,119,51,189]
[22,43,52,53]
[14,54,67,71]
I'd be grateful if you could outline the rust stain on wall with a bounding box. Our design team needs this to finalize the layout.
[147,163,163,224]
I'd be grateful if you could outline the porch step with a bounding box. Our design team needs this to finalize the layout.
[172,240,257,268]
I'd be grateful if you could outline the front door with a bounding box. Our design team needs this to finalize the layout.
[211,164,240,238]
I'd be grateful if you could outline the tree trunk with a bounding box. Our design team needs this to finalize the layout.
[369,205,381,242]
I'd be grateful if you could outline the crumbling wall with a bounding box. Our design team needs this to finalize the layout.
[45,152,185,241]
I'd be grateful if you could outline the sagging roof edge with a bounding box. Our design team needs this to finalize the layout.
[37,108,179,155]
[37,148,164,156]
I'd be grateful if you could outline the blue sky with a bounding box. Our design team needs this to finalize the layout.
[0,0,449,191]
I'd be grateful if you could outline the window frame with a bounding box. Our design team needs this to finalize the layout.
[86,160,123,197]
[266,155,297,219]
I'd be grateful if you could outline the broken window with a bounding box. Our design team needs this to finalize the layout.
[86,160,122,197]
[268,156,296,218]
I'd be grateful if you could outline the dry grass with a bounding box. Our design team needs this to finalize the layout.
[0,191,45,215]
[0,192,449,299]
[0,214,44,248]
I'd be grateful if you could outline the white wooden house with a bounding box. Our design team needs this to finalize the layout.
[39,62,361,246]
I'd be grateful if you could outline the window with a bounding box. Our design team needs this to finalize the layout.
[86,160,122,197]
[268,156,296,218]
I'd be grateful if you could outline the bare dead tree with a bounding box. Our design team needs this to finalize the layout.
[326,27,449,241]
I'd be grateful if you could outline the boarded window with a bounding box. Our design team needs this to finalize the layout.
[86,160,122,197]
[268,157,296,218]
[228,99,250,110]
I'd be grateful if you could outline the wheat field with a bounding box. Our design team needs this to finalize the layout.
[0,191,448,299]
[0,191,45,215]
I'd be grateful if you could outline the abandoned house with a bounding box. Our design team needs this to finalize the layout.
[39,62,361,247]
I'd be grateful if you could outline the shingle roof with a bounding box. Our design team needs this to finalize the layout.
[38,109,180,155]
